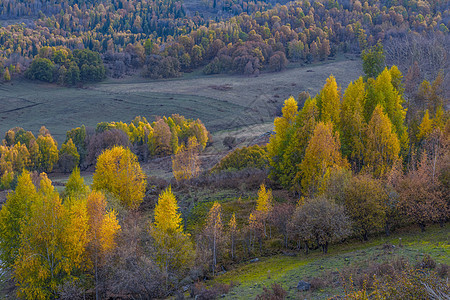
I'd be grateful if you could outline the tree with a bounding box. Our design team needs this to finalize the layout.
[212,145,268,172]
[248,211,265,252]
[14,174,88,299]
[64,167,90,200]
[340,77,366,170]
[3,68,10,81]
[86,191,120,300]
[363,105,400,177]
[290,197,351,254]
[0,171,37,268]
[316,75,341,126]
[362,42,385,79]
[59,138,80,173]
[298,122,349,196]
[256,183,273,236]
[417,110,433,142]
[148,119,172,156]
[36,127,59,172]
[397,153,448,231]
[269,203,295,248]
[267,97,299,186]
[92,146,146,210]
[25,57,55,82]
[344,175,387,240]
[172,136,200,182]
[229,213,237,260]
[364,68,408,152]
[203,202,224,276]
[267,96,319,190]
[149,187,194,285]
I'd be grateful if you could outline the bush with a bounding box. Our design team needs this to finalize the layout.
[211,145,268,172]
[25,57,55,82]
[190,282,234,300]
[256,283,287,300]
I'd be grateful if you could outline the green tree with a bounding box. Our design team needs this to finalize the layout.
[267,96,299,186]
[362,42,385,79]
[340,77,366,170]
[26,57,55,82]
[59,138,80,173]
[0,171,37,268]
[267,96,319,190]
[64,167,90,200]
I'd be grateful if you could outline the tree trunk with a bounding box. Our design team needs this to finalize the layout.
[385,222,391,236]
[419,223,426,232]
[322,242,328,254]
[95,253,99,300]
[231,235,234,260]
[362,231,368,241]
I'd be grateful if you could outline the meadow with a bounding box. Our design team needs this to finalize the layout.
[214,224,450,299]
[0,58,362,145]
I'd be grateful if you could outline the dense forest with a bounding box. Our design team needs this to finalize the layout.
[0,0,448,81]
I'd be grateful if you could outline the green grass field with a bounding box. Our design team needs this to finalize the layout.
[0,58,362,145]
[214,224,449,299]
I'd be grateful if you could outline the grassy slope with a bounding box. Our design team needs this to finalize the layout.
[0,57,362,145]
[215,224,449,299]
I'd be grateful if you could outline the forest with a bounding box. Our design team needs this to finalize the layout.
[0,0,448,81]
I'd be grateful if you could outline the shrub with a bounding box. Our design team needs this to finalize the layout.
[256,283,287,300]
[211,145,268,172]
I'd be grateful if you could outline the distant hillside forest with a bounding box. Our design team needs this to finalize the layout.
[0,0,448,82]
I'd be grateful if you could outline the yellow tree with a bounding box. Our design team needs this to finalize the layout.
[149,187,194,285]
[59,138,80,173]
[93,146,146,210]
[316,75,341,126]
[86,191,120,300]
[256,183,273,237]
[64,167,90,200]
[267,97,299,184]
[366,67,408,152]
[268,96,321,190]
[229,213,237,260]
[172,136,201,182]
[14,174,88,299]
[417,109,433,142]
[204,202,224,276]
[364,105,400,178]
[340,77,366,170]
[36,126,59,172]
[298,122,349,196]
[0,171,37,268]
